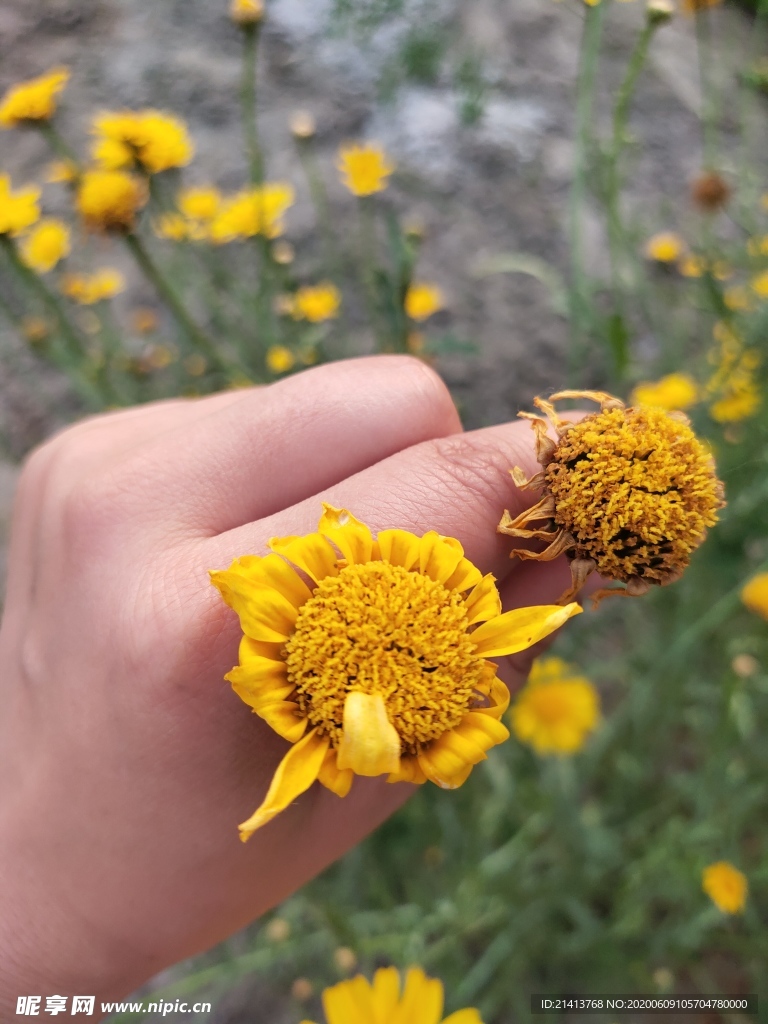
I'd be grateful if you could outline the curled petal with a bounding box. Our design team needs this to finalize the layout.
[337,692,401,776]
[318,504,375,564]
[387,754,428,785]
[268,532,340,585]
[471,603,582,658]
[317,747,354,797]
[475,676,511,720]
[238,729,329,841]
[463,573,502,625]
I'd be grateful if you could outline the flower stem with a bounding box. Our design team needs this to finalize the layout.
[123,232,225,371]
[357,198,386,351]
[241,23,264,185]
[694,9,718,167]
[36,121,81,169]
[567,1,607,384]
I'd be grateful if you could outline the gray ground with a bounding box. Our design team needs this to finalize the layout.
[0,0,762,1018]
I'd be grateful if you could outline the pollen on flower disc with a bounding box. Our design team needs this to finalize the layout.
[284,562,485,753]
[545,405,723,584]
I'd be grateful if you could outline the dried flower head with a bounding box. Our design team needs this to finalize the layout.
[91,110,194,175]
[702,861,748,914]
[0,67,70,127]
[646,0,674,23]
[19,219,71,273]
[302,967,484,1024]
[691,170,730,212]
[230,0,264,24]
[405,283,444,321]
[337,142,395,197]
[498,391,725,605]
[0,175,40,236]
[211,505,580,839]
[76,169,147,233]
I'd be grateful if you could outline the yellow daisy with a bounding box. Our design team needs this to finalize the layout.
[291,282,341,322]
[702,861,748,914]
[644,231,685,264]
[0,67,70,127]
[405,283,444,321]
[210,183,295,242]
[61,268,125,305]
[211,505,581,840]
[266,345,295,374]
[741,573,768,621]
[0,175,41,236]
[300,967,483,1024]
[630,373,699,412]
[76,168,147,233]
[337,142,395,196]
[19,219,71,273]
[91,110,194,175]
[510,657,600,755]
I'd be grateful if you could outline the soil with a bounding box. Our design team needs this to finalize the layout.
[0,0,761,1019]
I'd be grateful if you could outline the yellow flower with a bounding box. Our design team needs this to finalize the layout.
[300,967,484,1024]
[750,270,768,298]
[266,345,295,374]
[405,283,444,321]
[710,387,760,423]
[510,657,600,756]
[0,175,41,236]
[46,159,79,184]
[292,282,341,322]
[723,285,755,312]
[681,0,721,11]
[76,169,147,233]
[91,110,194,174]
[678,254,731,280]
[499,391,725,604]
[61,268,125,305]
[230,0,264,23]
[741,573,768,621]
[706,322,761,423]
[0,67,70,127]
[211,505,580,839]
[19,218,71,273]
[702,861,748,914]
[644,231,684,263]
[210,183,295,242]
[153,212,189,241]
[178,185,221,222]
[337,142,395,196]
[631,373,699,411]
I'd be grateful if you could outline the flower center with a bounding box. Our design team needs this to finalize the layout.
[284,562,485,754]
[546,406,723,583]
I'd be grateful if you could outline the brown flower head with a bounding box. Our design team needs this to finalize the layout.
[691,171,730,213]
[498,391,725,605]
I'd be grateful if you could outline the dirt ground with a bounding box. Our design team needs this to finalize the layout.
[0,0,762,1019]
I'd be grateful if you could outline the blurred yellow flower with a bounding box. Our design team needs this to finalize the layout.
[682,0,721,11]
[76,169,147,232]
[741,573,768,621]
[702,861,747,914]
[723,285,755,312]
[337,142,395,196]
[0,175,41,236]
[679,254,731,280]
[21,316,50,344]
[405,283,444,321]
[211,183,295,241]
[46,159,79,184]
[644,231,684,263]
[706,321,761,423]
[0,67,70,127]
[292,282,341,322]
[750,269,768,298]
[710,387,760,423]
[230,0,264,23]
[266,345,295,374]
[154,212,189,241]
[178,185,221,222]
[132,307,159,334]
[746,234,768,257]
[61,268,125,305]
[510,657,600,756]
[19,219,71,273]
[631,373,698,411]
[300,966,483,1024]
[91,110,194,174]
[184,354,207,377]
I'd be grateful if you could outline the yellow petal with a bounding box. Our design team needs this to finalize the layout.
[471,603,582,657]
[317,746,355,797]
[210,553,311,641]
[377,528,421,570]
[269,532,340,585]
[442,1011,484,1024]
[369,967,402,1022]
[463,573,502,625]
[228,668,295,709]
[322,976,375,1024]
[418,532,464,584]
[418,750,475,789]
[391,967,443,1024]
[336,692,401,776]
[238,729,329,840]
[255,701,308,743]
[387,754,428,785]
[475,676,511,720]
[318,504,375,565]
[232,552,313,607]
[443,557,484,593]
[238,636,285,663]
[418,741,469,785]
[452,710,510,752]
[474,659,498,697]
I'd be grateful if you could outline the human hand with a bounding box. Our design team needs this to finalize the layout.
[0,356,574,1009]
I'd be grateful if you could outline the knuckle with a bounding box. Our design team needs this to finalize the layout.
[422,432,515,513]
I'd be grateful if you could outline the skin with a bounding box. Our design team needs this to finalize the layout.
[0,355,574,1012]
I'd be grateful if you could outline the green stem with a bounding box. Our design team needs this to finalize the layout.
[695,9,717,167]
[241,23,264,184]
[123,232,224,371]
[297,143,345,281]
[567,1,607,384]
[36,121,81,168]
[357,198,386,351]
